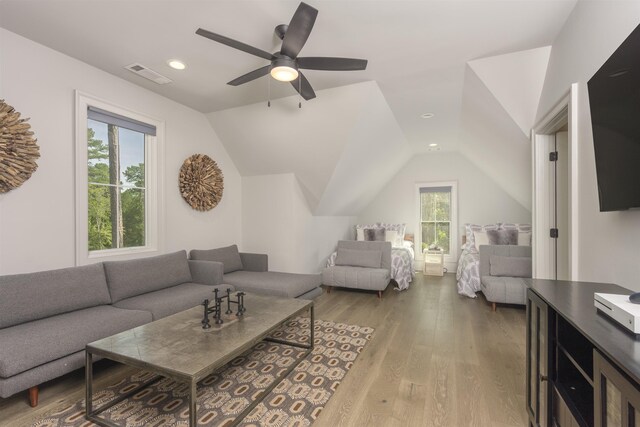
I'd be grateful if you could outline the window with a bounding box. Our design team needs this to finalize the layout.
[417,182,457,259]
[76,92,163,264]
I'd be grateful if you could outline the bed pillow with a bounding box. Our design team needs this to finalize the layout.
[364,228,385,241]
[355,224,378,241]
[473,230,490,248]
[378,223,406,246]
[466,223,499,251]
[518,231,532,246]
[335,248,382,268]
[486,229,518,245]
[490,255,532,278]
[385,230,399,246]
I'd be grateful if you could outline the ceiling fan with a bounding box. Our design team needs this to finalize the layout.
[196,2,368,101]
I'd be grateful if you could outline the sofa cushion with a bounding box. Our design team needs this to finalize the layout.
[481,275,527,305]
[322,265,390,291]
[104,250,193,303]
[190,245,244,274]
[490,255,532,278]
[114,283,235,320]
[0,263,111,329]
[0,305,151,378]
[335,248,382,268]
[224,271,320,298]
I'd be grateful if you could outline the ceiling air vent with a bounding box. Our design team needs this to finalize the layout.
[124,63,172,85]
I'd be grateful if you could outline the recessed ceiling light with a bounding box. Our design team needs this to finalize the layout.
[421,112,435,119]
[429,143,438,147]
[168,60,186,70]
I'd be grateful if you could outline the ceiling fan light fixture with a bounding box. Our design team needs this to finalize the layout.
[271,65,299,82]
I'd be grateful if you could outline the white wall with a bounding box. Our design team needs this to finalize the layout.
[0,29,242,274]
[242,173,355,274]
[358,151,531,267]
[536,2,640,290]
[459,65,532,211]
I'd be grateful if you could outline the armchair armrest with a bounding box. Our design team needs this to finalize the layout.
[188,260,224,286]
[240,253,268,272]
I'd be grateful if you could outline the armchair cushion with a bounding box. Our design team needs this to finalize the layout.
[335,248,382,268]
[190,245,243,274]
[489,255,532,278]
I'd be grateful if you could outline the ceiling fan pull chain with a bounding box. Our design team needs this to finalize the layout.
[267,75,271,107]
[298,78,302,109]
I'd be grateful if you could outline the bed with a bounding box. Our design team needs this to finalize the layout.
[326,223,416,291]
[456,223,531,298]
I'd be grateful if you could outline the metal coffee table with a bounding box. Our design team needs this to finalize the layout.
[85,292,313,427]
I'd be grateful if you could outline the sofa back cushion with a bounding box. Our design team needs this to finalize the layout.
[479,245,532,278]
[0,263,111,329]
[104,250,192,303]
[335,248,382,268]
[189,245,244,274]
[336,240,392,271]
[490,255,532,278]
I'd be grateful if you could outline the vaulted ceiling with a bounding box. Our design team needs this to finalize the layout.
[0,0,578,215]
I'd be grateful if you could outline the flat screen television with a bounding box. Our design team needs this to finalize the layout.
[588,23,640,212]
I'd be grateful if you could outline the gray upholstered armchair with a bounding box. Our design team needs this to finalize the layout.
[322,240,392,298]
[479,245,532,311]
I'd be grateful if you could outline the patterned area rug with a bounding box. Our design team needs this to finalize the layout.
[32,318,373,427]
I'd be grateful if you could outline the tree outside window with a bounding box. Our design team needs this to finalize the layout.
[420,187,452,254]
[87,119,146,251]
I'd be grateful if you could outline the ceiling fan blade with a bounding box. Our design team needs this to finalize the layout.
[227,65,271,86]
[196,28,275,61]
[297,57,368,71]
[281,2,318,59]
[290,72,316,100]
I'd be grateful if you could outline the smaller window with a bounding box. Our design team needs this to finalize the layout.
[420,186,452,254]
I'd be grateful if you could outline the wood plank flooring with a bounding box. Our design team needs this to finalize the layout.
[0,273,527,426]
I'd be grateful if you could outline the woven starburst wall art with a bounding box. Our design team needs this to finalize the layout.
[179,154,224,211]
[0,99,40,193]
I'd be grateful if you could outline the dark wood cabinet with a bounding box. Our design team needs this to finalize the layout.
[526,280,640,427]
[594,350,640,427]
[527,289,552,426]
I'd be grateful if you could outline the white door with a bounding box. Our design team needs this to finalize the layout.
[555,131,569,280]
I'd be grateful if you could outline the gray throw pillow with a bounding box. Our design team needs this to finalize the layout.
[490,255,532,277]
[364,228,385,242]
[335,248,382,268]
[486,229,518,245]
[190,245,244,274]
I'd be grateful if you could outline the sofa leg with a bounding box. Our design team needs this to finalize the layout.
[377,291,382,299]
[326,286,332,294]
[28,386,38,407]
[491,302,497,312]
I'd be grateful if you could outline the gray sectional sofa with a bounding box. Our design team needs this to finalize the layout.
[0,250,231,406]
[190,245,322,300]
[321,240,392,298]
[479,244,532,311]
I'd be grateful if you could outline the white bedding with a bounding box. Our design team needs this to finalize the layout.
[456,246,481,298]
[327,243,416,291]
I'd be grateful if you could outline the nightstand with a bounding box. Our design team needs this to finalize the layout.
[423,249,444,276]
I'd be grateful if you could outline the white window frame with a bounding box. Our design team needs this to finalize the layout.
[415,181,458,267]
[75,91,164,265]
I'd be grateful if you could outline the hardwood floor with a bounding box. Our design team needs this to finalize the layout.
[0,273,527,426]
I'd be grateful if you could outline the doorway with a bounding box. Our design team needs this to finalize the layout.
[531,84,579,280]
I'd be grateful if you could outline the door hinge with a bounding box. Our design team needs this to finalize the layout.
[549,151,558,161]
[550,228,559,238]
